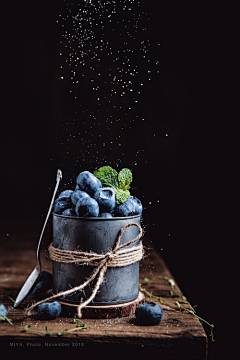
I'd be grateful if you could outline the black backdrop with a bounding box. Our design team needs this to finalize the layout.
[1,1,223,357]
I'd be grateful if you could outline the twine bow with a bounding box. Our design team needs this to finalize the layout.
[27,222,143,318]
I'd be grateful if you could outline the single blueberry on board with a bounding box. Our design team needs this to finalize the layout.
[38,301,62,320]
[93,187,116,213]
[76,171,102,196]
[135,302,163,325]
[99,212,113,218]
[75,196,99,217]
[71,189,90,206]
[0,303,8,321]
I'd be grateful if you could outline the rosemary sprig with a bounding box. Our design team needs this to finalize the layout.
[139,276,215,342]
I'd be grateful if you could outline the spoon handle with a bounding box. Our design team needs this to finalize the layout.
[14,170,62,308]
[36,169,62,262]
[13,264,41,308]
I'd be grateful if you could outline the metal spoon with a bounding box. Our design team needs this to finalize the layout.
[14,169,62,308]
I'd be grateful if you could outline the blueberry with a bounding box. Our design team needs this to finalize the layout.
[76,171,102,196]
[30,281,51,300]
[71,189,90,206]
[0,303,8,321]
[115,195,143,217]
[93,187,116,213]
[38,271,53,284]
[115,199,135,217]
[57,190,73,201]
[75,196,99,217]
[38,301,62,320]
[53,199,70,214]
[62,208,76,216]
[53,190,73,214]
[127,196,143,215]
[30,271,52,300]
[99,212,113,218]
[135,302,163,325]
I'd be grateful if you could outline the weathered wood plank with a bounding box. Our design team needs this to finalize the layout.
[0,222,207,358]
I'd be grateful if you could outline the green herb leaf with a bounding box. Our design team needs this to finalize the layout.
[0,314,13,325]
[94,166,133,204]
[118,168,132,190]
[176,301,181,309]
[116,189,130,205]
[72,316,77,324]
[210,325,215,342]
[168,279,175,287]
[94,166,119,189]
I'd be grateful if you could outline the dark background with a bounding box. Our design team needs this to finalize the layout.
[1,1,226,357]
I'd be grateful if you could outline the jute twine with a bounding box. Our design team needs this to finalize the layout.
[27,222,143,318]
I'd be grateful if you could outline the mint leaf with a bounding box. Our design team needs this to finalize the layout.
[116,189,130,205]
[118,168,132,190]
[94,166,133,205]
[94,166,119,188]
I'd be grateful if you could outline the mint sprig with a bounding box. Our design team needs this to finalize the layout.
[94,166,133,205]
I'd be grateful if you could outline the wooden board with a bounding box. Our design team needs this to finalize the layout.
[0,221,208,359]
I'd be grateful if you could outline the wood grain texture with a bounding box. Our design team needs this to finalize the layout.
[0,221,207,358]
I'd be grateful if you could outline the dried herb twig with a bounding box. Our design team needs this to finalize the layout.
[139,276,215,342]
[0,314,86,336]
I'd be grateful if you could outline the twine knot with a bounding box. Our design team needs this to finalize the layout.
[27,222,143,318]
[106,251,114,260]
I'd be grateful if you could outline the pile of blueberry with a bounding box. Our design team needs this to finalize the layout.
[30,271,62,319]
[53,170,143,218]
